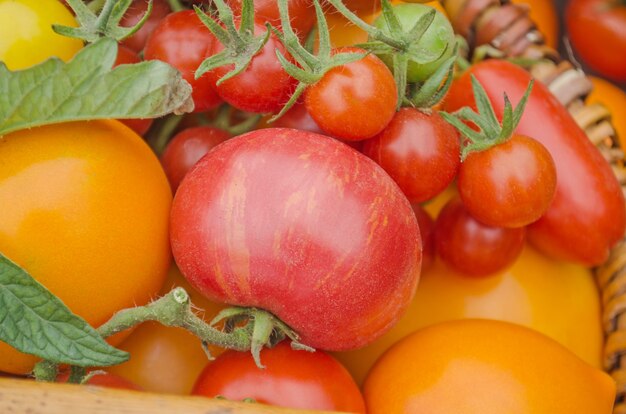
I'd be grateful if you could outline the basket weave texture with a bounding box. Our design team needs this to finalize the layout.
[441,0,626,410]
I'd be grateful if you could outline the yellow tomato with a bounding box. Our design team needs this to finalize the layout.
[108,266,226,394]
[364,320,614,414]
[587,76,626,143]
[335,245,603,384]
[0,0,83,70]
[0,120,172,374]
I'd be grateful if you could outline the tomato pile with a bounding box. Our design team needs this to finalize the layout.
[0,0,625,412]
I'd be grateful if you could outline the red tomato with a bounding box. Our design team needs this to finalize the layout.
[265,100,326,135]
[434,197,526,276]
[114,45,153,136]
[362,108,460,203]
[160,126,231,192]
[144,10,222,113]
[444,60,625,266]
[566,0,626,83]
[227,0,316,37]
[57,371,142,391]
[413,204,435,271]
[170,128,421,351]
[458,135,556,228]
[207,22,298,114]
[305,48,397,141]
[121,0,171,53]
[192,343,366,412]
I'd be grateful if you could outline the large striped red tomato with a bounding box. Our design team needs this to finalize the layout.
[170,128,421,351]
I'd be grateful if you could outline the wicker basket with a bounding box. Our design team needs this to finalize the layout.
[1,1,622,412]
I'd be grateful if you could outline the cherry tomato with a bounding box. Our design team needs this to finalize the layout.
[412,204,435,271]
[193,343,366,412]
[144,10,223,113]
[261,100,326,135]
[170,128,421,351]
[566,0,626,83]
[57,371,142,391]
[114,45,154,136]
[0,120,171,375]
[458,135,556,228]
[108,266,225,395]
[207,21,297,114]
[510,0,559,49]
[305,48,397,141]
[120,0,171,53]
[0,0,83,70]
[364,320,615,414]
[334,244,603,384]
[373,3,455,82]
[362,108,460,203]
[587,75,626,142]
[444,59,626,266]
[227,0,316,37]
[434,197,525,276]
[160,126,231,192]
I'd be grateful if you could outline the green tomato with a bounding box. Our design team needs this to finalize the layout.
[372,3,455,83]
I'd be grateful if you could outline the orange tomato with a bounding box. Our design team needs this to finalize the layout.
[335,245,603,384]
[0,120,172,374]
[364,320,614,414]
[511,0,559,50]
[587,76,626,143]
[107,266,226,395]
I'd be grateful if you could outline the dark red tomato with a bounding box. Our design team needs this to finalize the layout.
[362,108,460,203]
[120,0,171,53]
[269,100,326,135]
[413,204,435,272]
[192,343,366,412]
[458,135,556,228]
[170,128,421,351]
[57,371,142,391]
[227,0,316,38]
[207,22,297,114]
[160,126,231,192]
[444,60,626,266]
[144,10,222,113]
[566,0,626,83]
[114,45,153,136]
[305,48,397,141]
[434,197,526,277]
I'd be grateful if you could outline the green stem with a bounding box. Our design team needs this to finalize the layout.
[32,361,58,383]
[166,0,186,12]
[96,0,118,31]
[149,114,183,155]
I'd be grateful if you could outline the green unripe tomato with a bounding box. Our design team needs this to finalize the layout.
[372,3,455,82]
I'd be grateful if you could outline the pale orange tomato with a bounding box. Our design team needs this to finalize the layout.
[364,320,614,414]
[0,120,172,374]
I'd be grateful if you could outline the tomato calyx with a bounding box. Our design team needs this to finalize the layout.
[194,0,271,85]
[267,0,367,120]
[57,0,154,43]
[440,75,534,160]
[404,53,456,109]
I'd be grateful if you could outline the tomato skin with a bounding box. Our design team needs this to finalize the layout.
[0,120,172,374]
[0,0,83,70]
[566,0,626,83]
[120,0,171,53]
[170,128,421,351]
[160,126,231,192]
[193,343,366,412]
[363,320,615,414]
[144,10,222,113]
[444,60,626,266]
[57,371,142,391]
[362,108,460,203]
[208,22,298,114]
[305,48,397,141]
[434,198,526,276]
[227,0,316,37]
[458,135,556,228]
[412,204,435,271]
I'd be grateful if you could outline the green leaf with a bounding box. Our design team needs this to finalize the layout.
[0,38,193,136]
[0,252,129,367]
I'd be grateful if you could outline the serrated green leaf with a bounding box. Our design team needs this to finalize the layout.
[0,252,129,367]
[0,38,193,136]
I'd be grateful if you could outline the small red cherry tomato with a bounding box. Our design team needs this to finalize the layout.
[434,197,526,277]
[120,0,171,53]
